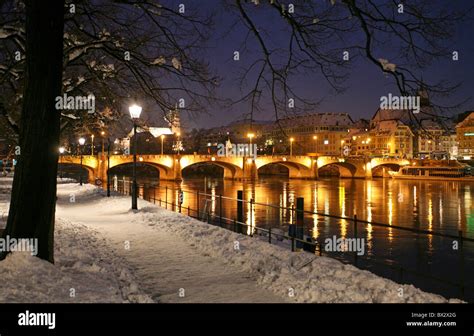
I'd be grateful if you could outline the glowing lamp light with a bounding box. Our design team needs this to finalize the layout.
[59,147,65,154]
[129,104,142,119]
[211,157,216,161]
[78,137,86,145]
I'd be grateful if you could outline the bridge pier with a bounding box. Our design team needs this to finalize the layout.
[242,157,258,180]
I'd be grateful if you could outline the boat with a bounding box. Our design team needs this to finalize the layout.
[389,163,474,181]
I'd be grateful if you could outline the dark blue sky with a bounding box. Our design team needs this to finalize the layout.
[179,1,474,129]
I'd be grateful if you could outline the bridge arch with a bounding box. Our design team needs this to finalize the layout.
[370,159,410,177]
[257,161,315,179]
[371,163,402,177]
[109,161,170,177]
[180,158,244,179]
[318,162,357,178]
[58,162,95,183]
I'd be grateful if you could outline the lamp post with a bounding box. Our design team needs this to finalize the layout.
[107,137,111,197]
[129,103,142,210]
[59,147,65,179]
[91,134,94,155]
[101,131,105,157]
[290,137,294,156]
[161,134,165,155]
[78,137,85,185]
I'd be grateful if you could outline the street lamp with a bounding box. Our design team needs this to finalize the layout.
[59,147,65,179]
[78,137,85,185]
[129,103,142,210]
[101,131,105,157]
[290,137,294,156]
[161,134,165,155]
[107,137,111,197]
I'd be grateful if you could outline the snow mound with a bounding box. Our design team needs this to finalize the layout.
[0,219,152,303]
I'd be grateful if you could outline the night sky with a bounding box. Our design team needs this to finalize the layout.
[173,1,474,129]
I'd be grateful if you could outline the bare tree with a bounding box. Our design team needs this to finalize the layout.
[0,0,218,138]
[0,0,217,262]
[226,0,471,129]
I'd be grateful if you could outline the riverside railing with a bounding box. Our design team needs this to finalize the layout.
[113,179,474,302]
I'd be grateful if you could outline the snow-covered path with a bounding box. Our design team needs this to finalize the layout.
[56,185,286,303]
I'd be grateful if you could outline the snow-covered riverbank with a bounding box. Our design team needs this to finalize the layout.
[0,180,462,303]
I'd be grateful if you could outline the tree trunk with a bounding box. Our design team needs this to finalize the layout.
[1,0,65,262]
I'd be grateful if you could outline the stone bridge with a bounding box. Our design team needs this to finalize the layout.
[59,154,410,183]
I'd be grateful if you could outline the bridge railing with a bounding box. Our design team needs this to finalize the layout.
[112,179,474,302]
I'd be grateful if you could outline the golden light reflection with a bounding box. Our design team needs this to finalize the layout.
[246,190,255,235]
[465,186,471,221]
[458,203,462,229]
[312,186,318,239]
[439,198,443,226]
[211,186,216,215]
[366,181,373,252]
[339,184,347,239]
[281,184,287,223]
[427,198,433,249]
[387,194,393,242]
[413,186,417,207]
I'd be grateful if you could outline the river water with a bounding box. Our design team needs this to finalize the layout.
[113,174,474,301]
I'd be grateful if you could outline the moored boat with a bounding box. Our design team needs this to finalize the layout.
[389,164,474,181]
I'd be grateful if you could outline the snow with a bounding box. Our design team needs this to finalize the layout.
[0,179,464,303]
[171,57,182,70]
[0,219,152,303]
[378,58,397,72]
[152,56,166,65]
[55,185,285,303]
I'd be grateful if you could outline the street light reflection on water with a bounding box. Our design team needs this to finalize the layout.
[130,175,474,241]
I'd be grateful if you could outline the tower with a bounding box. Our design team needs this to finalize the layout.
[165,104,181,135]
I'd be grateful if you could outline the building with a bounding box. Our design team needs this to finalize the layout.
[198,119,270,154]
[416,120,445,159]
[263,113,354,155]
[456,111,474,160]
[439,132,458,159]
[369,120,414,158]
